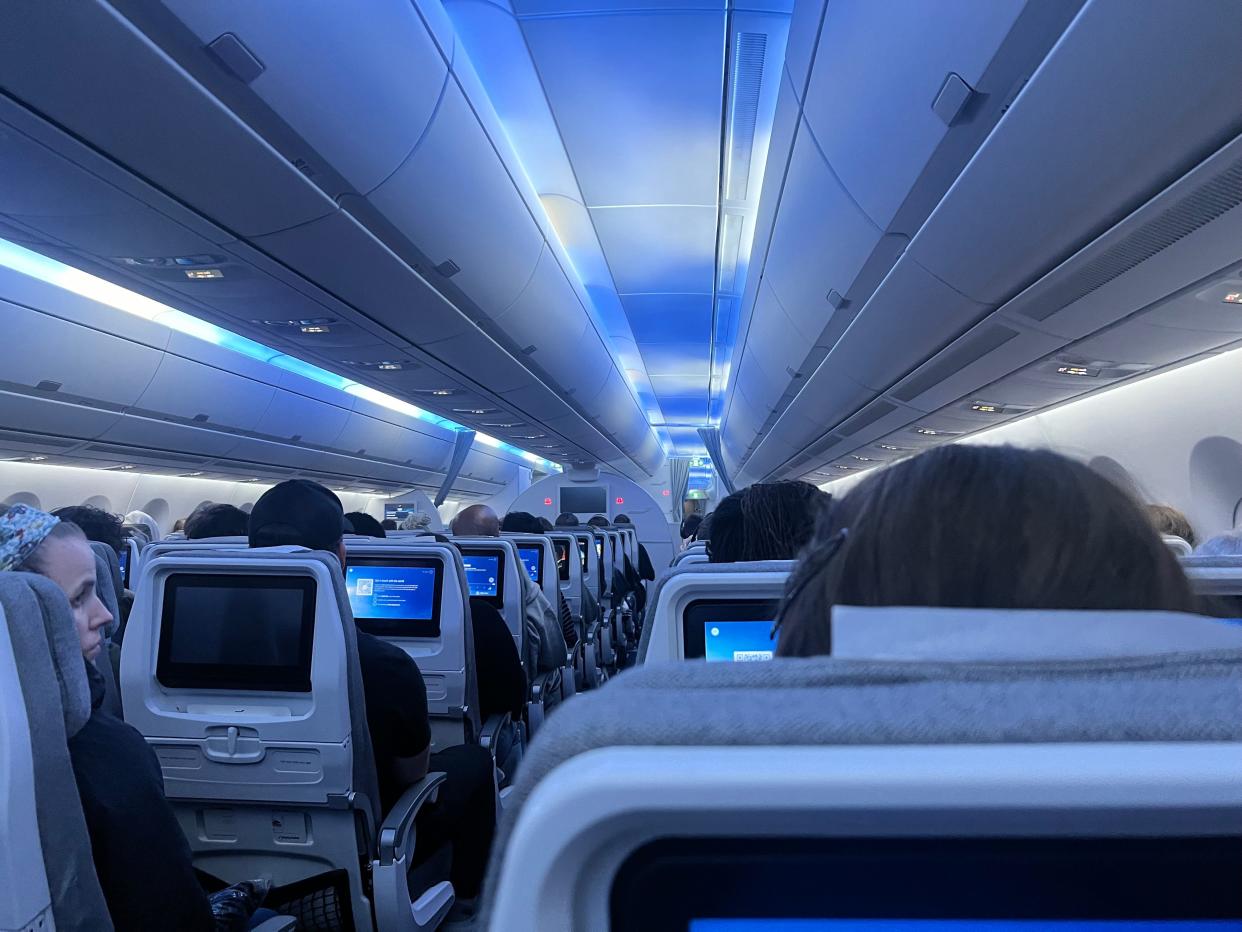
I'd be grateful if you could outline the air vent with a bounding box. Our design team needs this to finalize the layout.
[725,32,767,201]
[1024,157,1242,321]
[892,325,1020,402]
[35,380,62,393]
[837,401,897,437]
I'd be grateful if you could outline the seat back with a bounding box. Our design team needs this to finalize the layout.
[502,533,560,611]
[549,532,585,619]
[1163,535,1194,557]
[639,561,793,663]
[119,535,142,589]
[120,547,381,931]
[344,539,481,750]
[1182,554,1242,593]
[670,542,707,567]
[89,546,124,717]
[142,537,249,564]
[0,572,112,931]
[451,536,524,651]
[484,606,1242,931]
[568,530,601,602]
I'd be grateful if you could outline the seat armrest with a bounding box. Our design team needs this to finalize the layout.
[480,712,512,753]
[378,772,447,866]
[531,667,562,703]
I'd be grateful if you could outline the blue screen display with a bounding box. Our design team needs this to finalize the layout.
[346,564,436,621]
[703,620,775,663]
[118,548,129,584]
[518,546,541,585]
[462,553,500,597]
[692,923,1242,932]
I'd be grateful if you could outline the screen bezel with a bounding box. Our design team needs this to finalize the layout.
[609,836,1242,932]
[156,573,317,692]
[459,547,506,608]
[682,597,779,661]
[518,544,544,587]
[346,556,444,639]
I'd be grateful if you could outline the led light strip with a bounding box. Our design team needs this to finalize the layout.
[0,238,561,472]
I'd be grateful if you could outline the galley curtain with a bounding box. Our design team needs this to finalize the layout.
[434,430,476,506]
[667,457,691,522]
[697,427,736,496]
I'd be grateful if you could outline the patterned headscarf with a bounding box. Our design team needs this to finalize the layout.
[0,504,60,572]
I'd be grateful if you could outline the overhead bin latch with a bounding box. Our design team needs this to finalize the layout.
[932,73,977,127]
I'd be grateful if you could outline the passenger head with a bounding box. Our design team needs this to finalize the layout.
[1147,504,1196,546]
[680,513,703,541]
[776,445,1198,658]
[1195,531,1242,557]
[451,504,500,537]
[538,516,554,532]
[614,514,632,525]
[248,479,350,566]
[398,512,432,531]
[184,502,249,540]
[586,514,610,528]
[381,518,398,531]
[501,511,544,534]
[554,512,579,528]
[172,517,186,533]
[52,504,125,555]
[345,511,386,538]
[708,481,831,564]
[2,506,112,661]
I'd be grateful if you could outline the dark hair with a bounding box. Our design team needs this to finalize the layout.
[345,511,386,538]
[555,512,580,528]
[184,503,250,540]
[587,514,610,528]
[381,518,398,531]
[251,521,340,551]
[502,511,544,534]
[706,481,831,564]
[776,445,1199,658]
[614,514,631,524]
[538,516,554,532]
[679,513,703,541]
[1147,504,1195,546]
[52,505,123,554]
[16,520,87,574]
[695,512,713,542]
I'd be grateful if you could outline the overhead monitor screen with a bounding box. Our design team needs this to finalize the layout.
[518,545,543,586]
[157,573,316,691]
[554,540,572,581]
[346,559,442,639]
[560,485,607,514]
[383,502,419,522]
[682,599,779,662]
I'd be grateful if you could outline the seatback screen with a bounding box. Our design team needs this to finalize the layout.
[346,559,442,639]
[460,549,505,607]
[561,485,607,514]
[682,599,779,662]
[578,539,589,572]
[554,540,572,581]
[157,573,316,691]
[518,546,543,586]
[118,547,130,587]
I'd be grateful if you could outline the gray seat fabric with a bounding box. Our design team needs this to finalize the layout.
[481,647,1242,923]
[0,572,113,931]
[1182,555,1242,569]
[90,549,124,718]
[89,542,124,632]
[638,560,793,661]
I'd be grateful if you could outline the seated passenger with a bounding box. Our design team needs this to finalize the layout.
[248,481,497,899]
[123,510,161,543]
[614,514,655,581]
[680,513,703,550]
[502,511,579,648]
[708,481,831,564]
[184,502,249,540]
[2,506,272,930]
[453,504,567,677]
[52,504,125,555]
[398,512,432,532]
[775,445,1199,658]
[172,517,187,533]
[381,518,398,531]
[554,512,579,528]
[537,516,554,532]
[1196,531,1242,556]
[344,511,386,538]
[1147,503,1196,546]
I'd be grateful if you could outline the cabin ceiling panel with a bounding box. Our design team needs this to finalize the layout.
[589,206,718,295]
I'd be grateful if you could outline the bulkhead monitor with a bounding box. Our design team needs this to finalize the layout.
[157,573,316,692]
[610,837,1242,932]
[460,548,505,608]
[561,485,608,515]
[682,598,779,662]
[345,557,443,639]
[518,544,543,586]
